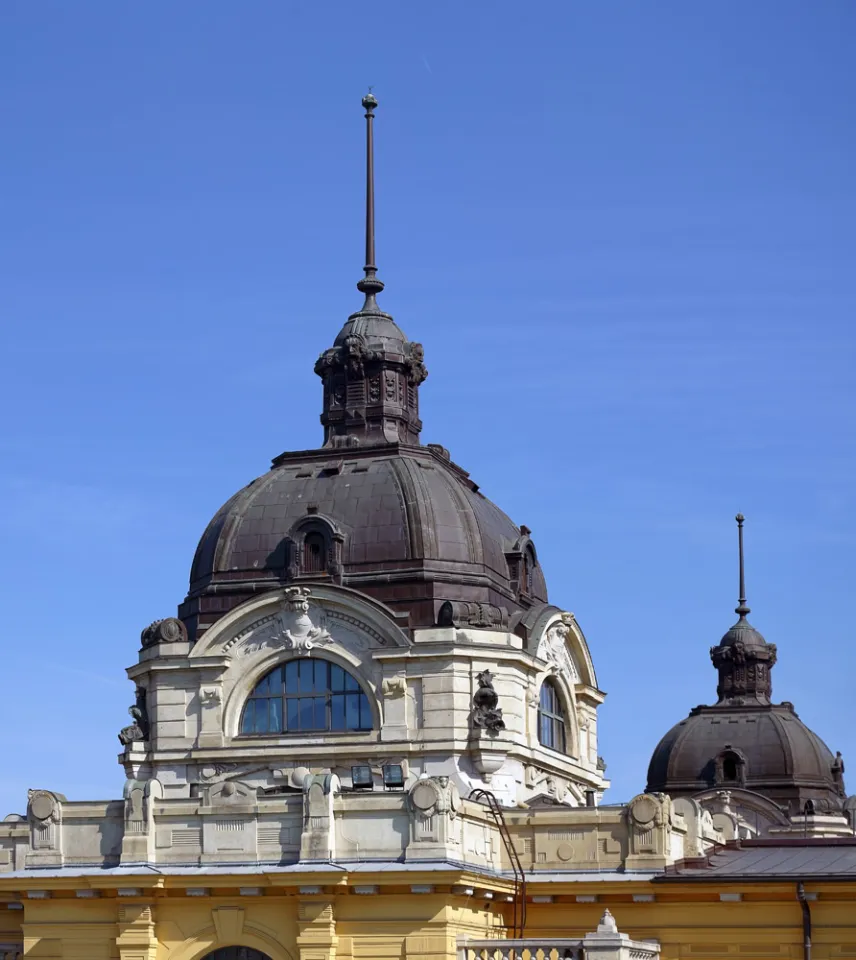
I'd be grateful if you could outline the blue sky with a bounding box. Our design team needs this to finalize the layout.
[1,2,854,813]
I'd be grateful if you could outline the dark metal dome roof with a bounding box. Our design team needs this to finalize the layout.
[181,443,547,641]
[646,703,842,816]
[717,617,767,650]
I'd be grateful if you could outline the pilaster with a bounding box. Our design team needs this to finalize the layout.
[116,902,157,960]
[296,896,337,960]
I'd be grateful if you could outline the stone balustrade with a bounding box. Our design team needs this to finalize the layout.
[459,940,584,959]
[458,910,660,960]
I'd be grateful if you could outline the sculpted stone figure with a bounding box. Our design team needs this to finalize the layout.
[118,687,150,746]
[472,670,505,733]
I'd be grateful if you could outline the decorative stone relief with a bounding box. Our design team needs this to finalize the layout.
[405,776,461,859]
[201,781,259,861]
[536,613,579,682]
[626,792,674,864]
[26,790,65,867]
[382,677,407,699]
[140,617,187,648]
[437,600,509,630]
[200,687,222,707]
[198,763,240,783]
[118,687,150,746]
[238,587,334,657]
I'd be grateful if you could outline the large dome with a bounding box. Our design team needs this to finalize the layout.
[181,443,548,641]
[179,96,549,644]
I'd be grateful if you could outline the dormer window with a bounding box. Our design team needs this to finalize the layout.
[240,660,372,735]
[523,546,535,595]
[303,532,327,574]
[715,746,746,785]
[723,753,739,781]
[285,515,345,581]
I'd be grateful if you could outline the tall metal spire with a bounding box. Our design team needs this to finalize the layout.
[735,513,750,619]
[356,91,384,313]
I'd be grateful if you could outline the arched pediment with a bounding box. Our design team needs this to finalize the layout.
[521,605,598,690]
[692,786,791,828]
[190,583,411,661]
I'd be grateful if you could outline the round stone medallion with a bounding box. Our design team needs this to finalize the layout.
[632,796,658,825]
[30,794,54,821]
[410,782,437,811]
[556,842,574,861]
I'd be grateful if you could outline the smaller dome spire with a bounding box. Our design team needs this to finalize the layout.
[314,94,429,448]
[735,512,750,619]
[356,90,384,313]
[709,514,777,705]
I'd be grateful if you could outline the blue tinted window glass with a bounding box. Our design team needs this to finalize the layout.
[286,696,299,732]
[299,697,313,730]
[241,700,254,734]
[314,696,327,729]
[538,680,565,753]
[331,694,345,730]
[345,693,361,730]
[299,659,315,693]
[242,660,373,735]
[270,698,283,733]
[254,699,270,733]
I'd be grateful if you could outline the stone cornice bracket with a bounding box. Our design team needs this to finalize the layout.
[300,774,341,862]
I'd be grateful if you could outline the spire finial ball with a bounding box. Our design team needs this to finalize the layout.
[362,92,378,112]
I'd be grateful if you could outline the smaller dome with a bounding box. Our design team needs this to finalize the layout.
[646,514,846,817]
[717,616,767,651]
[646,703,842,816]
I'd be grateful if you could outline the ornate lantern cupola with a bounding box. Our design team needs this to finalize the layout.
[709,514,777,705]
[315,94,428,448]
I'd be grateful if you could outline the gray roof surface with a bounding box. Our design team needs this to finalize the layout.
[660,841,856,881]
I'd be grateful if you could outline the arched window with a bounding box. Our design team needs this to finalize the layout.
[240,660,372,735]
[201,949,271,960]
[538,679,566,753]
[715,747,746,785]
[303,532,327,574]
[723,753,739,781]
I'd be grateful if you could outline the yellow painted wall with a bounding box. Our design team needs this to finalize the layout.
[2,876,856,960]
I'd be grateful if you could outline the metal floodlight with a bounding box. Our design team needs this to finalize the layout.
[351,765,373,790]
[382,764,405,790]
